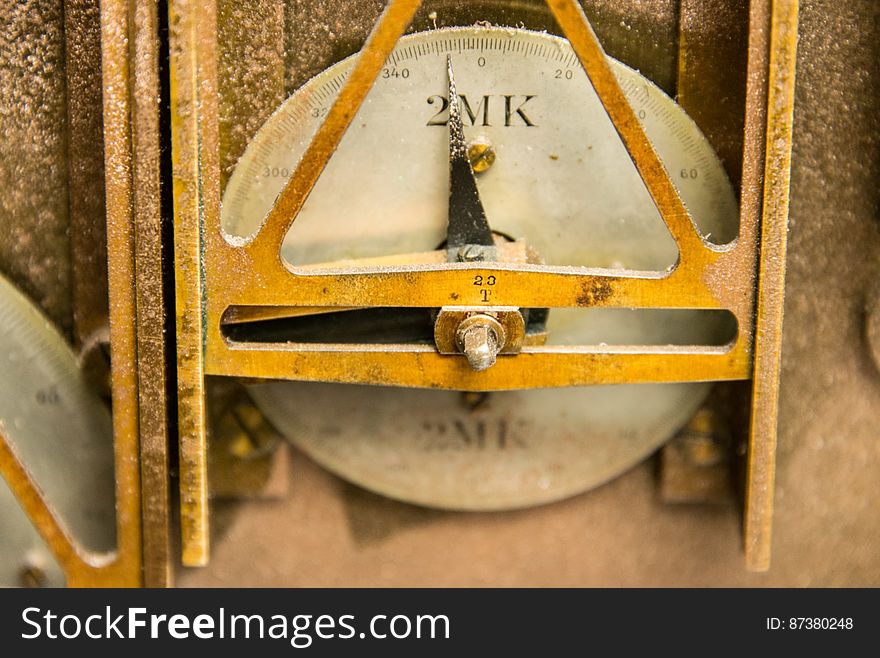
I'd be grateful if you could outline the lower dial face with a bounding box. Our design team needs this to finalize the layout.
[223,27,738,510]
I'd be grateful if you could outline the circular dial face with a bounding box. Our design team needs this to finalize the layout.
[0,274,116,586]
[222,27,738,510]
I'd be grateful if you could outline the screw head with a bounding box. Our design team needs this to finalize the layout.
[455,314,506,371]
[457,244,488,262]
[467,137,496,173]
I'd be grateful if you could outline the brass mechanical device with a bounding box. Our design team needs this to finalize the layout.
[1,0,820,587]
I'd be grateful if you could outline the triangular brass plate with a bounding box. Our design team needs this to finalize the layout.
[249,0,703,265]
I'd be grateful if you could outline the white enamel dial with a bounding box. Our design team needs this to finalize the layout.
[221,27,738,510]
[0,274,116,586]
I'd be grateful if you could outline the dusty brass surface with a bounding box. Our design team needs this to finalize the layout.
[0,0,156,588]
[744,0,800,572]
[222,240,531,326]
[164,0,878,586]
[97,0,151,587]
[731,0,773,569]
[2,0,870,588]
[169,0,220,566]
[129,0,173,588]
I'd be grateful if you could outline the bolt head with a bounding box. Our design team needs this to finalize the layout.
[455,314,506,371]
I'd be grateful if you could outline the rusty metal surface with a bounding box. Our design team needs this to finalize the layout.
[221,240,530,325]
[0,0,72,334]
[99,0,152,587]
[2,0,871,587]
[170,0,717,568]
[164,0,783,572]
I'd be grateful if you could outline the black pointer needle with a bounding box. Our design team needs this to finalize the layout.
[446,55,496,262]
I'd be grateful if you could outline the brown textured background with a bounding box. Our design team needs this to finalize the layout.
[0,0,72,334]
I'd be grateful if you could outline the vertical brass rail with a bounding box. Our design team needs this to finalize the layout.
[169,0,221,566]
[745,0,800,572]
[130,0,173,587]
[99,0,147,587]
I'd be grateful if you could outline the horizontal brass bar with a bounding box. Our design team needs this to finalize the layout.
[221,242,530,324]
[205,342,751,390]
[213,264,735,311]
